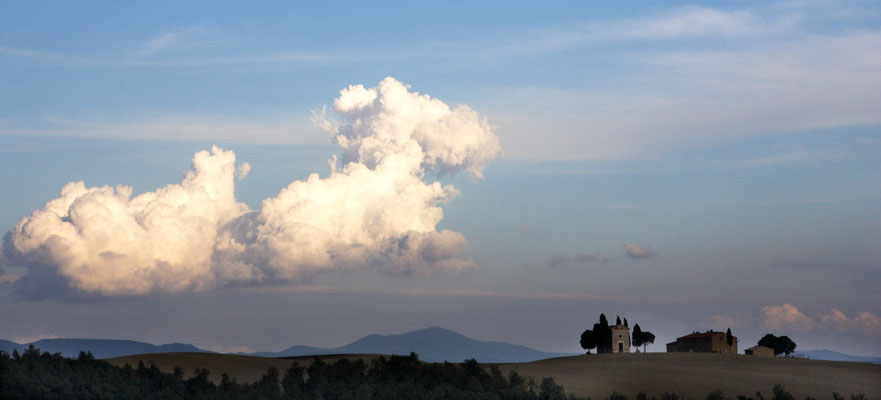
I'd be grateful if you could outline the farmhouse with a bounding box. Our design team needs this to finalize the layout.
[744,345,774,356]
[666,330,738,354]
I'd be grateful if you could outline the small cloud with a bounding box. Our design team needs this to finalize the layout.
[761,303,814,331]
[620,6,766,40]
[546,252,608,268]
[236,162,251,180]
[818,309,881,335]
[136,27,218,57]
[624,243,658,259]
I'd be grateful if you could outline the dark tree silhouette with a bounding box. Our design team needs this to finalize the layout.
[638,331,655,352]
[600,314,609,327]
[777,336,797,356]
[616,316,622,326]
[632,324,643,351]
[580,329,597,354]
[624,318,628,327]
[758,333,797,356]
[726,328,733,346]
[0,346,573,399]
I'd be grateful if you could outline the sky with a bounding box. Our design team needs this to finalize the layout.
[1,1,880,357]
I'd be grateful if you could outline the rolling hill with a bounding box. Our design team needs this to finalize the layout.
[105,352,881,398]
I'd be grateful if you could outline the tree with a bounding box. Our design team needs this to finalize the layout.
[580,329,597,354]
[758,334,797,356]
[726,328,733,346]
[639,331,655,353]
[777,336,796,356]
[600,314,609,327]
[616,316,622,326]
[632,324,643,351]
[624,318,628,327]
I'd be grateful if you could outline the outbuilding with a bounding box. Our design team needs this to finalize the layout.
[745,345,774,356]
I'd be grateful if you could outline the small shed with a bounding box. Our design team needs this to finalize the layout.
[745,345,774,356]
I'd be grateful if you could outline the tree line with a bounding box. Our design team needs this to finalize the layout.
[1,344,860,400]
[0,345,576,399]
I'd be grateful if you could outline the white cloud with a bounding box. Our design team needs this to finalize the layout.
[761,303,814,331]
[624,243,658,259]
[818,309,881,335]
[761,304,881,335]
[139,32,181,56]
[2,77,501,297]
[615,6,776,39]
[135,27,223,57]
[236,162,251,180]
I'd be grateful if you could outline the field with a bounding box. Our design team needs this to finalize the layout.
[495,353,881,399]
[108,352,881,399]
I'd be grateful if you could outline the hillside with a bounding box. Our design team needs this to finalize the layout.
[496,353,881,399]
[106,352,881,398]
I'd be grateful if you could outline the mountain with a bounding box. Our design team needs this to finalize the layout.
[249,326,572,363]
[793,349,881,364]
[0,338,211,359]
[0,339,19,354]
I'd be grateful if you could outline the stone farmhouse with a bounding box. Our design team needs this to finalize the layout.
[666,330,738,354]
[744,345,774,356]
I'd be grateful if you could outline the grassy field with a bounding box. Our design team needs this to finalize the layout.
[108,352,881,398]
[496,353,881,399]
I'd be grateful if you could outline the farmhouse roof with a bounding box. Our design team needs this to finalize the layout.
[677,330,726,340]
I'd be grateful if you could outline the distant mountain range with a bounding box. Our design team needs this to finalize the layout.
[0,338,210,359]
[244,326,573,363]
[1,327,568,362]
[793,349,881,364]
[3,329,879,364]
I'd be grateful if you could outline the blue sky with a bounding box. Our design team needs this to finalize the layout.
[1,1,880,356]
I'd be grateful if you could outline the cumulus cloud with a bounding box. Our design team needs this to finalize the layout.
[760,303,881,335]
[546,252,607,268]
[761,303,814,331]
[818,309,881,335]
[3,77,501,297]
[624,243,658,259]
